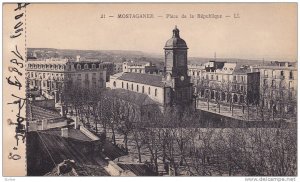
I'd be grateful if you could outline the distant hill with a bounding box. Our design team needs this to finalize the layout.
[28,48,279,68]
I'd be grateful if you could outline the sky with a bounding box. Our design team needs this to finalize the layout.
[26,3,297,61]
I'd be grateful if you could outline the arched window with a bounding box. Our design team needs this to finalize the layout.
[92,64,96,69]
[77,64,81,69]
[113,81,116,87]
[240,95,244,103]
[221,92,226,101]
[233,94,238,103]
[131,84,134,90]
[122,82,124,88]
[137,85,139,92]
[126,83,129,89]
[155,89,157,96]
[211,90,215,99]
[142,86,144,93]
[84,64,88,69]
[148,87,151,94]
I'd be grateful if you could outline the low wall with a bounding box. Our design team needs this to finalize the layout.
[104,160,136,176]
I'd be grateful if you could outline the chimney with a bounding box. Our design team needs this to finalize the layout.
[61,127,69,138]
[285,62,289,67]
[76,55,81,62]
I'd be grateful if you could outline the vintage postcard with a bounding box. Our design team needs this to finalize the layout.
[2,2,297,179]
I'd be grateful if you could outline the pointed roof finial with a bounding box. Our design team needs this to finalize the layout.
[172,26,180,38]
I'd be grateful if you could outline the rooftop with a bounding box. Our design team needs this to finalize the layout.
[115,72,165,87]
[107,89,161,106]
[28,104,62,121]
[39,128,94,142]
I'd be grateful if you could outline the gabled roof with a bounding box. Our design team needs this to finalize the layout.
[114,72,165,87]
[40,128,94,142]
[106,89,161,106]
[29,104,62,121]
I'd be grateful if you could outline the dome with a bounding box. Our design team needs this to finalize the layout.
[164,26,188,49]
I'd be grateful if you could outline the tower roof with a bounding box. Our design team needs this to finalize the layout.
[164,26,188,49]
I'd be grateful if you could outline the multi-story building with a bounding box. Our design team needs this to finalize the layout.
[109,26,194,111]
[76,56,114,81]
[114,62,123,74]
[189,61,260,108]
[26,58,106,104]
[256,61,297,115]
[123,61,158,74]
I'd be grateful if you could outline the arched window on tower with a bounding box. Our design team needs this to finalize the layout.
[126,83,129,89]
[137,85,139,92]
[131,84,134,90]
[122,82,124,88]
[148,87,151,95]
[155,89,157,96]
[142,86,144,93]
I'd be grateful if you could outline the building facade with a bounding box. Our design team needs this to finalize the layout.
[256,61,297,115]
[122,61,158,74]
[109,26,194,110]
[189,61,260,108]
[26,58,106,104]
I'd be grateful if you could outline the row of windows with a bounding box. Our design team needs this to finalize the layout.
[29,72,64,79]
[28,64,66,70]
[263,79,294,89]
[199,89,245,103]
[113,81,158,97]
[263,70,294,79]
[76,63,113,70]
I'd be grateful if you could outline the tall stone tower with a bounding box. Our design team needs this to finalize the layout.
[164,26,193,107]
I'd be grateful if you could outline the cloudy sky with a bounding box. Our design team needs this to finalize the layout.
[27,3,297,61]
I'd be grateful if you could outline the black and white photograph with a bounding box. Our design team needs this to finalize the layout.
[2,2,298,180]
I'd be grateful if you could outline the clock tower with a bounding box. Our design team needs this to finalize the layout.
[164,26,193,107]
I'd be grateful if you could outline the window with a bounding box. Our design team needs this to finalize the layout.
[43,73,45,78]
[233,76,236,81]
[113,81,116,87]
[233,94,238,103]
[142,86,144,93]
[84,64,89,69]
[92,64,96,69]
[290,71,293,79]
[122,82,124,88]
[211,75,214,80]
[263,79,267,86]
[127,83,129,89]
[289,81,293,89]
[77,64,81,69]
[137,85,139,92]
[148,87,151,94]
[216,75,218,80]
[241,76,244,82]
[85,74,89,80]
[240,95,244,103]
[241,85,244,92]
[272,80,276,88]
[131,84,134,90]
[264,70,268,77]
[155,89,157,96]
